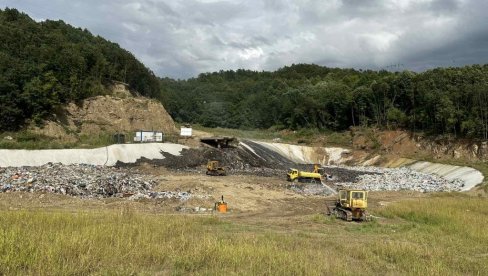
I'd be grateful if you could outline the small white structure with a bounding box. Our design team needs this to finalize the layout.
[134,131,163,142]
[180,127,192,137]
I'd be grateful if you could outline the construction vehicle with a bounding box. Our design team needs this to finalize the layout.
[326,189,369,221]
[287,164,323,183]
[206,160,226,176]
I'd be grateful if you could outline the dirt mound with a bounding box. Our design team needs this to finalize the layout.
[125,145,291,177]
[352,128,488,161]
[29,85,177,142]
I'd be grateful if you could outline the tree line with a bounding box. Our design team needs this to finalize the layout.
[0,8,160,130]
[1,8,487,140]
[160,64,488,140]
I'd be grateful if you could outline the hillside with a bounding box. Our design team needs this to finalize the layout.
[28,83,177,144]
[0,8,160,131]
[160,64,488,140]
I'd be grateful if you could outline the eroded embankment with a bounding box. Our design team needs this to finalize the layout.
[241,140,351,165]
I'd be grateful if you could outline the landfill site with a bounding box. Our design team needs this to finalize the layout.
[0,134,484,217]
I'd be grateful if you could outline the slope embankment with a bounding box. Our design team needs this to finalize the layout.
[240,140,351,165]
[0,143,187,167]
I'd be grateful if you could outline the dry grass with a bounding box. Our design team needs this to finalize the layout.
[1,194,487,275]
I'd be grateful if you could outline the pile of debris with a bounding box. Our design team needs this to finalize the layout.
[325,165,465,192]
[289,183,333,196]
[290,165,465,195]
[128,191,210,201]
[0,163,196,199]
[124,142,294,177]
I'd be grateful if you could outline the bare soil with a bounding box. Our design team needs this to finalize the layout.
[29,92,177,142]
[351,128,488,162]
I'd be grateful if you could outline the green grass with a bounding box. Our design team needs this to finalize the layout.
[1,195,488,275]
[0,211,333,275]
[0,131,73,149]
[0,131,122,149]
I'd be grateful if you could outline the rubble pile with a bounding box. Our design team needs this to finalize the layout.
[327,165,464,192]
[0,163,190,199]
[289,183,332,196]
[323,167,381,183]
[124,143,295,177]
[129,191,209,201]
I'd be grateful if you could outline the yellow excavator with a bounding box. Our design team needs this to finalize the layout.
[206,160,226,176]
[326,189,369,221]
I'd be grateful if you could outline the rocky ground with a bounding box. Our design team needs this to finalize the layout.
[0,163,202,201]
[323,165,465,192]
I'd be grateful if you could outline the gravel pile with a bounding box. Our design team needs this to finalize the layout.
[0,163,197,200]
[326,165,464,192]
[129,191,210,201]
[127,144,295,177]
[289,183,332,196]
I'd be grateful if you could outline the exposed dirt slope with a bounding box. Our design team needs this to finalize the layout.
[29,85,177,142]
[352,128,488,161]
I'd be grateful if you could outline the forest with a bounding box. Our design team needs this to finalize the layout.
[160,64,488,140]
[0,8,160,131]
[1,8,487,140]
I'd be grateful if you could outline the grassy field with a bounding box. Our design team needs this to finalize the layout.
[1,194,487,275]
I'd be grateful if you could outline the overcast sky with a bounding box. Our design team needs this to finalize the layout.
[1,0,487,79]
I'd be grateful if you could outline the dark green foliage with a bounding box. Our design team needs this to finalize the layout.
[161,64,488,139]
[0,8,160,130]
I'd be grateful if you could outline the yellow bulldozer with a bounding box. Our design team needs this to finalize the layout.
[206,160,226,176]
[326,189,369,221]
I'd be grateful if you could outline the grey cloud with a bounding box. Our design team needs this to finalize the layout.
[428,0,462,14]
[225,35,271,48]
[140,1,179,17]
[404,26,488,71]
[0,0,487,78]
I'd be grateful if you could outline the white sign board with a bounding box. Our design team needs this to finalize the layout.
[180,127,192,137]
[134,131,163,142]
